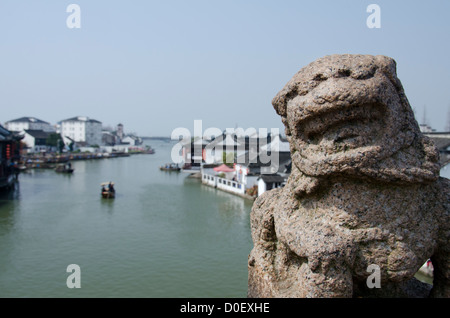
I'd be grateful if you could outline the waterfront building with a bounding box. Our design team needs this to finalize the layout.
[180,137,209,172]
[121,135,143,146]
[106,123,143,147]
[60,116,102,147]
[22,130,51,153]
[257,174,289,197]
[201,165,248,197]
[200,133,292,198]
[0,124,23,190]
[180,131,273,172]
[5,117,55,133]
[180,132,244,168]
[102,131,116,146]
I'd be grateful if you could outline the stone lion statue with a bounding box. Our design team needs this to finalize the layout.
[248,54,449,298]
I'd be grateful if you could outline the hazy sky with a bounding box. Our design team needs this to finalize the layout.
[1,0,449,136]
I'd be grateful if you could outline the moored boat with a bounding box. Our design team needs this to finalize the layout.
[159,163,181,172]
[55,163,74,173]
[144,147,155,154]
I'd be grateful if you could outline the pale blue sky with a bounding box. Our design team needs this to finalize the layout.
[1,0,449,136]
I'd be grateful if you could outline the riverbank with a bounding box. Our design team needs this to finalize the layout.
[21,152,130,169]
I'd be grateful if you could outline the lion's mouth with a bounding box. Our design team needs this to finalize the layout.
[297,103,386,150]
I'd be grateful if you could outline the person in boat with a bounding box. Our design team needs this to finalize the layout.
[108,182,115,193]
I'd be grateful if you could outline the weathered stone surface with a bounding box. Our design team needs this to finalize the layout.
[248,54,450,298]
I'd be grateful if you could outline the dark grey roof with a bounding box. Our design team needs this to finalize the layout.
[24,129,51,139]
[0,124,12,140]
[237,151,291,169]
[75,141,89,147]
[6,116,49,124]
[61,116,102,123]
[0,125,24,142]
[258,174,287,183]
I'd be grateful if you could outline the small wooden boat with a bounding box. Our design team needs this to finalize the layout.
[101,182,115,199]
[102,191,115,199]
[159,163,181,172]
[143,145,155,154]
[55,163,74,173]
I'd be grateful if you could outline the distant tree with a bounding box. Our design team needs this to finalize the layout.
[46,133,65,153]
[46,133,60,147]
[58,139,65,153]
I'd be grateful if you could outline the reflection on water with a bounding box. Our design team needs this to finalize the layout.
[0,141,253,298]
[0,182,20,202]
[198,182,252,226]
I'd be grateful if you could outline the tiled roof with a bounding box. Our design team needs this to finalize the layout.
[6,116,49,124]
[24,129,51,139]
[61,116,101,123]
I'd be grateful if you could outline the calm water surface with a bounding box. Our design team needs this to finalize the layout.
[0,141,254,297]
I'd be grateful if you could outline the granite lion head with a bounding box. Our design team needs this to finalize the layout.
[272,54,440,185]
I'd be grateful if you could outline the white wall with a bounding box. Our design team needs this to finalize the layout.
[60,118,102,146]
[201,172,246,195]
[5,122,29,132]
[246,175,259,188]
[85,121,102,146]
[61,120,86,144]
[22,134,52,153]
[216,177,245,195]
[257,179,267,197]
[22,133,35,148]
[5,121,54,133]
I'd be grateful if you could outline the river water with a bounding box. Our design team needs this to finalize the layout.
[1,139,444,298]
[0,140,254,298]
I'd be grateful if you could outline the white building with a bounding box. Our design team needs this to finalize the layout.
[5,117,55,133]
[121,135,143,146]
[257,174,288,197]
[22,130,51,153]
[60,116,102,146]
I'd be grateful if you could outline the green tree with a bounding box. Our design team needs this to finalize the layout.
[46,133,61,147]
[46,133,65,153]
